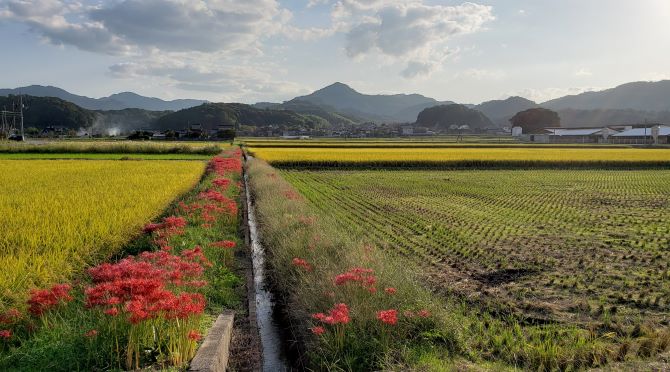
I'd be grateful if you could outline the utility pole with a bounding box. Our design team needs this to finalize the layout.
[20,95,25,141]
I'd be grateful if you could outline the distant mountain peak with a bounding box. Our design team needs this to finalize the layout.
[0,85,206,111]
[291,82,438,123]
[316,82,359,95]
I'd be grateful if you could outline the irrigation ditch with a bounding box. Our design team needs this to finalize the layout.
[241,154,290,372]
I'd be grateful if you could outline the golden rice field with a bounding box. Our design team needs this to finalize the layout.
[0,140,226,154]
[0,160,205,310]
[249,147,670,167]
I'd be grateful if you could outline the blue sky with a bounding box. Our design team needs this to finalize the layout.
[1,0,669,104]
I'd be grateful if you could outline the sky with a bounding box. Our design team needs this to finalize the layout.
[1,0,669,104]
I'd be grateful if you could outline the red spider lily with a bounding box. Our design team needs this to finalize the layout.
[163,216,188,236]
[143,223,164,233]
[0,330,11,340]
[86,249,208,323]
[212,178,231,190]
[198,190,238,216]
[210,240,236,249]
[417,310,431,318]
[312,303,350,325]
[85,329,98,338]
[27,283,73,317]
[0,308,21,325]
[376,309,398,326]
[310,326,326,336]
[208,156,242,176]
[105,307,119,316]
[188,330,202,341]
[334,267,377,293]
[292,258,313,271]
[384,287,397,295]
[144,216,187,235]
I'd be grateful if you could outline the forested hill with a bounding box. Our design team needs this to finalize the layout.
[415,104,494,129]
[0,95,97,129]
[154,102,327,131]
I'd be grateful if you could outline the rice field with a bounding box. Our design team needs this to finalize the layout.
[0,153,212,160]
[0,140,225,154]
[249,147,670,167]
[282,169,670,328]
[0,160,205,310]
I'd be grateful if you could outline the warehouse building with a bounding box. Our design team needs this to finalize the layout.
[528,127,620,143]
[610,125,670,144]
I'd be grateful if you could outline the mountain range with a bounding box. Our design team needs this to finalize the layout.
[0,85,207,111]
[2,80,670,131]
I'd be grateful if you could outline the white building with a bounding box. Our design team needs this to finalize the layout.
[529,127,620,143]
[610,125,670,144]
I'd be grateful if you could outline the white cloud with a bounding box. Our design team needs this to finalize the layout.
[92,0,293,53]
[109,55,310,102]
[0,0,132,54]
[1,0,293,54]
[0,0,495,97]
[337,1,494,78]
[575,68,593,77]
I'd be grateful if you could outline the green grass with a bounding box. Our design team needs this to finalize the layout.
[0,153,213,160]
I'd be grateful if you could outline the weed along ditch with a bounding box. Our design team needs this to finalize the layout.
[243,154,289,371]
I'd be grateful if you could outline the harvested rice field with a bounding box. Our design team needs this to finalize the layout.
[282,169,670,328]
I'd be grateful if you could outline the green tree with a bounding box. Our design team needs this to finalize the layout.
[509,108,560,132]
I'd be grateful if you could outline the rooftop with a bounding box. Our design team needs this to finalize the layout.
[612,126,670,137]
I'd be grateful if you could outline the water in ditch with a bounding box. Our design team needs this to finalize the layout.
[244,171,288,372]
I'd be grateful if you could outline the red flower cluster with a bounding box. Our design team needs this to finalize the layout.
[212,178,231,190]
[85,329,98,338]
[334,267,377,293]
[376,309,398,326]
[143,216,189,249]
[188,329,202,341]
[292,258,313,271]
[310,326,325,336]
[0,329,11,340]
[384,287,397,295]
[208,156,242,176]
[209,240,236,249]
[27,283,73,317]
[198,190,238,217]
[0,308,21,325]
[143,216,187,234]
[85,249,208,324]
[312,303,350,325]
